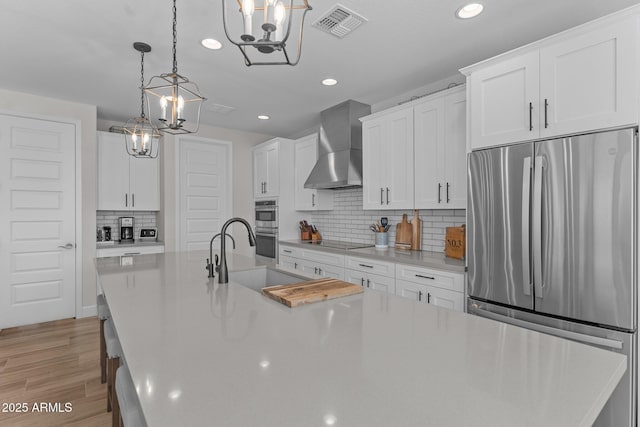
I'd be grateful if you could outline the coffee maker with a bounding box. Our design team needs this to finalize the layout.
[119,217,134,243]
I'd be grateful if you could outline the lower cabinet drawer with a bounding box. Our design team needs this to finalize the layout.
[279,245,300,258]
[96,245,165,258]
[345,256,395,277]
[395,264,464,293]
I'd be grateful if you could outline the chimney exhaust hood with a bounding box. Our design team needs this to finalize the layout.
[304,100,371,189]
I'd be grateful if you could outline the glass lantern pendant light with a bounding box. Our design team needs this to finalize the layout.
[123,42,161,158]
[145,0,206,134]
[222,0,312,66]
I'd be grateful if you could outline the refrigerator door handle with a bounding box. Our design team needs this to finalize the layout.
[474,308,624,350]
[522,157,532,295]
[532,156,544,297]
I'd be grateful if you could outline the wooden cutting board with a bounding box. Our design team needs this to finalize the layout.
[395,213,412,249]
[262,278,363,307]
[411,209,422,250]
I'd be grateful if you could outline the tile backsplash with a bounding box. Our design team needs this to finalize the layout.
[309,188,466,252]
[96,211,158,242]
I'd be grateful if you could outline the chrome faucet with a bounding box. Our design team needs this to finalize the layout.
[206,233,237,278]
[218,217,256,284]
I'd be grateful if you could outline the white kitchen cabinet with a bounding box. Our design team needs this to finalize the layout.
[345,269,395,294]
[253,139,280,198]
[278,244,345,280]
[97,131,160,211]
[294,134,334,211]
[414,86,467,209]
[466,17,638,150]
[395,263,464,312]
[396,279,464,311]
[362,107,414,210]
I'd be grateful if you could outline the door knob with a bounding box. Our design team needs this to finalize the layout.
[58,243,74,249]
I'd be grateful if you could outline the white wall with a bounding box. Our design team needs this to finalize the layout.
[98,120,273,256]
[0,88,98,310]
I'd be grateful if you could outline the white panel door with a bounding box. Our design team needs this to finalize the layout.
[443,89,467,209]
[178,137,231,252]
[0,114,76,328]
[469,50,540,149]
[294,135,317,210]
[362,118,387,209]
[539,18,638,138]
[385,108,414,209]
[414,97,444,209]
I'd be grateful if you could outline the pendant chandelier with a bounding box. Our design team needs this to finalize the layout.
[123,42,161,158]
[222,0,312,66]
[145,0,206,134]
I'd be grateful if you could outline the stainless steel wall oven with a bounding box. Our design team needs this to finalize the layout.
[255,200,278,261]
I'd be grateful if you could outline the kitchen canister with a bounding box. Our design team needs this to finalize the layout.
[375,232,389,249]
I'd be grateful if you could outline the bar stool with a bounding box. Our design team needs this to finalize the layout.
[97,293,110,384]
[115,364,147,427]
[104,318,124,421]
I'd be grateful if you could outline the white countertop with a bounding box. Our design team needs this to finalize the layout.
[96,251,625,427]
[280,239,466,273]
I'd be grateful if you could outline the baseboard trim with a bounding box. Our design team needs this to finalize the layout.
[80,304,97,318]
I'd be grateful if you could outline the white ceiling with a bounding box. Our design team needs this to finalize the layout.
[2,0,639,137]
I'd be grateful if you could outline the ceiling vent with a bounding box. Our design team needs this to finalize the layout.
[203,103,236,115]
[312,4,367,39]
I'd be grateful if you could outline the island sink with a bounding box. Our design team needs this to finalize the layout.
[230,267,307,292]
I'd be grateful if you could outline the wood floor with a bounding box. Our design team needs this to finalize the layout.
[0,317,110,426]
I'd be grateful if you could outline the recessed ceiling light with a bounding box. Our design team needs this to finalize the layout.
[322,78,338,86]
[456,3,483,19]
[258,115,270,120]
[201,38,222,50]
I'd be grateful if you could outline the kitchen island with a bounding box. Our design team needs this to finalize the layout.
[96,251,626,427]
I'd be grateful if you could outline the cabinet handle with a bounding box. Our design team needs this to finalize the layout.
[529,102,533,131]
[123,252,141,255]
[132,193,135,207]
[427,293,431,304]
[386,187,390,205]
[361,277,364,287]
[418,290,423,302]
[380,187,384,205]
[312,193,315,207]
[125,193,128,207]
[359,263,374,268]
[366,279,370,288]
[437,183,442,203]
[294,262,297,269]
[318,268,322,275]
[415,274,435,280]
[544,99,549,129]
[283,249,292,254]
[264,182,267,193]
[446,183,450,203]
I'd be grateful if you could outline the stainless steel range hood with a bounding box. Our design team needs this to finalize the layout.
[304,100,371,189]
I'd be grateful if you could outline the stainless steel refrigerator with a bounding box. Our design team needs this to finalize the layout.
[467,127,637,427]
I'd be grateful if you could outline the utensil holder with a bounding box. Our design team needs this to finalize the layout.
[301,230,311,241]
[375,232,389,249]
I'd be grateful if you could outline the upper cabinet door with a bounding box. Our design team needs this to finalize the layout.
[129,155,160,211]
[469,51,540,149]
[253,140,279,198]
[97,132,129,211]
[384,108,414,210]
[539,18,639,138]
[414,97,445,209]
[443,89,467,209]
[362,117,388,209]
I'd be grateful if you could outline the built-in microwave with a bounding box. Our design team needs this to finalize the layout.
[255,200,278,229]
